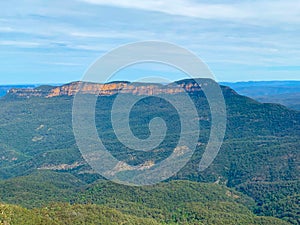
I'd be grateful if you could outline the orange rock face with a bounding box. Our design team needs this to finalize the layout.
[8,79,215,98]
[46,81,203,97]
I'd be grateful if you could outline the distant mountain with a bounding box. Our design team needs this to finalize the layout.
[4,81,299,111]
[5,79,234,98]
[221,81,300,96]
[222,81,300,110]
[0,79,299,224]
[254,92,300,111]
[0,85,37,98]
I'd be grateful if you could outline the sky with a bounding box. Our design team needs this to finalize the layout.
[0,0,299,84]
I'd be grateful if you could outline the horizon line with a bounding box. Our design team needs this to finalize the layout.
[1,79,300,86]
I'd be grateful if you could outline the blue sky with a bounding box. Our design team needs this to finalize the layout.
[0,0,299,84]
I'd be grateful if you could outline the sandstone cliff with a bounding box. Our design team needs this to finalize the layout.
[7,79,236,98]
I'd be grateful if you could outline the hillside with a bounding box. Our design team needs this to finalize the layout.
[0,79,299,224]
[0,172,291,225]
[0,202,289,225]
[0,202,160,225]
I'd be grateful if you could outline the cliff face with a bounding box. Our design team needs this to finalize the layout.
[7,79,236,98]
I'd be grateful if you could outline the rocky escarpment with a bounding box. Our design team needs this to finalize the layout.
[7,79,237,98]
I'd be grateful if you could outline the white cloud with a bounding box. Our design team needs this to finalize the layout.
[79,0,247,19]
[69,30,153,39]
[0,41,41,48]
[0,27,14,32]
[67,44,113,52]
[79,0,300,24]
[40,61,84,66]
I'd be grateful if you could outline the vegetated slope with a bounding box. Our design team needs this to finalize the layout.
[0,202,159,225]
[0,171,290,225]
[237,180,300,225]
[0,79,299,223]
[0,170,84,208]
[74,179,290,225]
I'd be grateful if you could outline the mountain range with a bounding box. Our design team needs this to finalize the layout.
[0,79,299,224]
[221,81,300,110]
[2,80,299,111]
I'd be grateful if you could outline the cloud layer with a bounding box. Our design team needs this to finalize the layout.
[0,0,299,83]
[80,0,300,23]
